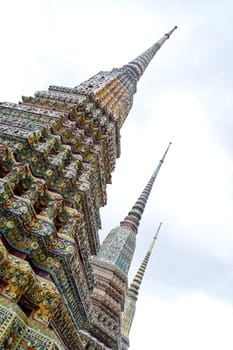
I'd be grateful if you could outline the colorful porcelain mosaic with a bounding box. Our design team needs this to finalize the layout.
[0,27,176,349]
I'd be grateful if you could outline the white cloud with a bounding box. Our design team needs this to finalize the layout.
[130,293,233,350]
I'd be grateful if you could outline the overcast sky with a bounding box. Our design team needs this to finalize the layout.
[1,1,233,349]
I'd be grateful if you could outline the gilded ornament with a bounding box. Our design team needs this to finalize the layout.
[46,170,53,177]
[54,260,60,268]
[66,245,74,254]
[6,220,15,229]
[21,206,28,213]
[20,277,29,286]
[39,254,46,261]
[0,267,6,275]
[31,241,39,250]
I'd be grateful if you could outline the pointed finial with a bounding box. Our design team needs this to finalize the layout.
[161,142,172,161]
[148,222,162,252]
[154,221,162,239]
[121,144,171,233]
[165,26,178,38]
[152,142,171,178]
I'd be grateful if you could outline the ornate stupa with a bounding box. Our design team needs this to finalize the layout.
[0,26,176,349]
[88,146,170,349]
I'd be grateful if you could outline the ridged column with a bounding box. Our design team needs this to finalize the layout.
[121,223,162,349]
[120,143,171,234]
[123,26,177,82]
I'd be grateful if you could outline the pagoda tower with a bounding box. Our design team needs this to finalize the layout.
[0,27,176,349]
[121,223,162,349]
[85,145,171,349]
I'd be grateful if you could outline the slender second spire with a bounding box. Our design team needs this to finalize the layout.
[121,223,162,348]
[128,222,162,299]
[120,143,171,233]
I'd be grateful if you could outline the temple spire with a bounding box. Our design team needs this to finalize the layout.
[91,143,171,345]
[123,26,177,82]
[121,223,162,348]
[71,28,177,162]
[128,222,162,298]
[121,142,171,233]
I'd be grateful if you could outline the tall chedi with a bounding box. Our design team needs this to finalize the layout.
[0,25,176,350]
[87,144,171,349]
[121,223,162,350]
